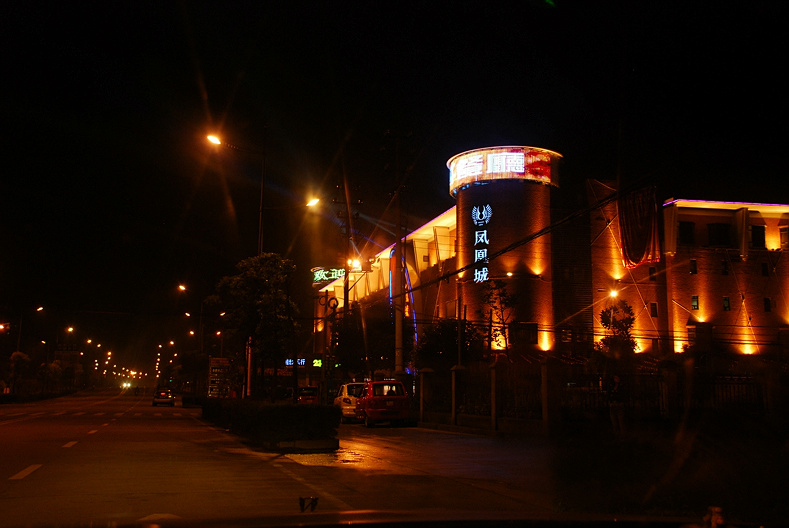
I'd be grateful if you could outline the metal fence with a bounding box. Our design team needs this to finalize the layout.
[418,360,774,428]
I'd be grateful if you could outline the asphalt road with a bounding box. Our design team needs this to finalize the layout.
[0,390,558,527]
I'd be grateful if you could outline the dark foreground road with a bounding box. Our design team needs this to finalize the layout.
[0,390,555,527]
[2,390,787,527]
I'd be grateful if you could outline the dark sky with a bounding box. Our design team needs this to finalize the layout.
[1,1,786,369]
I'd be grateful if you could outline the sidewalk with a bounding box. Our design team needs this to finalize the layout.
[419,412,789,526]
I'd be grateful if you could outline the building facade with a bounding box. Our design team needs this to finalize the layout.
[315,146,789,375]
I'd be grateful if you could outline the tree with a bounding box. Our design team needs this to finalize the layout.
[9,351,31,394]
[479,279,514,353]
[415,319,485,371]
[595,298,639,361]
[211,253,299,396]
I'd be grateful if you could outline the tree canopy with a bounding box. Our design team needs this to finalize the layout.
[596,298,639,361]
[210,253,299,370]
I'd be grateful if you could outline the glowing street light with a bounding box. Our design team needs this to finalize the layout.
[206,134,265,256]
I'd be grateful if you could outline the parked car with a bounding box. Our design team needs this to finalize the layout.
[152,388,175,407]
[333,382,365,422]
[295,386,319,404]
[355,380,410,427]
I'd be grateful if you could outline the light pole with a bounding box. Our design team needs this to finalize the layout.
[207,134,265,256]
[5,306,45,353]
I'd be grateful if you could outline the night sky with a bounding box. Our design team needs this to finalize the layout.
[1,1,786,369]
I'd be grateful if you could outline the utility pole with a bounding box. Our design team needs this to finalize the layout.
[393,136,405,378]
[394,184,404,377]
[334,177,358,377]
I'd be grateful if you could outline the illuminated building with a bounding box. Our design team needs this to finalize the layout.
[662,199,789,355]
[315,146,789,371]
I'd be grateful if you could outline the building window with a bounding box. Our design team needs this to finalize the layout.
[708,223,732,247]
[781,227,789,249]
[764,297,772,312]
[723,297,730,311]
[679,221,695,245]
[690,259,698,274]
[750,225,766,249]
[650,302,658,317]
[721,260,729,275]
[649,266,656,281]
[691,295,699,310]
[761,262,769,276]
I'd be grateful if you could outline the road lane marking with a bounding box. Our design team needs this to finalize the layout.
[272,462,353,510]
[63,441,78,448]
[87,430,98,435]
[73,412,86,416]
[0,416,44,426]
[53,411,66,415]
[9,464,42,480]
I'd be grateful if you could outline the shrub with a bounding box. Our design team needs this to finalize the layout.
[201,399,341,446]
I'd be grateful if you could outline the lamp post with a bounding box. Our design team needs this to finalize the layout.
[4,306,45,353]
[208,134,265,398]
[207,134,265,256]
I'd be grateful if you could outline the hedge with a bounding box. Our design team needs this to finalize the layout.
[201,398,341,449]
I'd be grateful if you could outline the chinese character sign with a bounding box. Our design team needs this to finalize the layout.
[448,146,560,196]
[285,358,307,366]
[472,204,492,283]
[312,267,345,284]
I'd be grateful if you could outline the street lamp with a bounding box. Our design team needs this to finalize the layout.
[206,134,265,256]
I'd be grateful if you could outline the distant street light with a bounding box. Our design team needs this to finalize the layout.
[206,134,265,256]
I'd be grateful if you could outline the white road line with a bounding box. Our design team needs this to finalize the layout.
[73,412,86,416]
[63,441,78,448]
[53,411,66,415]
[272,462,353,510]
[87,430,98,435]
[9,464,42,480]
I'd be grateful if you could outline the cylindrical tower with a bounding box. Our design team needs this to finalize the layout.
[447,146,562,353]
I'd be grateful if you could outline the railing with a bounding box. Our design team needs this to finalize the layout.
[418,361,772,429]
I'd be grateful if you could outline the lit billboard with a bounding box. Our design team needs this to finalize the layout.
[447,146,562,196]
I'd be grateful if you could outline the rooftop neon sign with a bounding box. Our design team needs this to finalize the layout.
[447,146,562,196]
